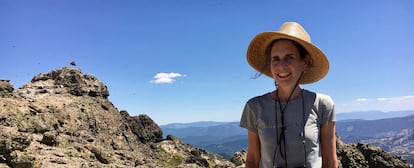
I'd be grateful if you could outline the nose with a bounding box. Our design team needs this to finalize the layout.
[279,60,288,67]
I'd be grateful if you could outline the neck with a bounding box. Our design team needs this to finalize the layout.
[276,86,302,102]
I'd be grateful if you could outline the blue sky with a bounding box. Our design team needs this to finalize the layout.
[1,0,414,125]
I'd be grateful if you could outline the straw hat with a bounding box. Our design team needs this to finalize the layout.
[246,22,329,84]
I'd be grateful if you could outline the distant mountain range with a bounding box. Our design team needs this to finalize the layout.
[162,110,414,130]
[162,121,246,159]
[161,121,232,129]
[161,110,414,163]
[336,110,414,121]
[336,114,414,164]
[161,121,246,158]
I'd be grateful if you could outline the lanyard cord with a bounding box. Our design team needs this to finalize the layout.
[273,90,307,168]
[276,88,293,168]
[301,91,307,168]
[272,72,304,168]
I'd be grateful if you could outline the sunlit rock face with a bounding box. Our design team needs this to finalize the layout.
[0,67,237,168]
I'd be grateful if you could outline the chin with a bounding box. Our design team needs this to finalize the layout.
[275,79,295,86]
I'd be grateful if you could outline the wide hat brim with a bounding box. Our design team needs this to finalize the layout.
[247,23,329,84]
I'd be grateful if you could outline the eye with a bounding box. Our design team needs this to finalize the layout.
[271,56,280,62]
[287,55,296,60]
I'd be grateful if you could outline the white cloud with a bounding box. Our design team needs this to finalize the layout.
[150,72,185,84]
[338,95,414,113]
[355,98,369,102]
[377,96,414,102]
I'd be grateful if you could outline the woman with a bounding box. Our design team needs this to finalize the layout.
[240,22,338,168]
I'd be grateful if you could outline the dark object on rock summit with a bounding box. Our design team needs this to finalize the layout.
[70,61,76,66]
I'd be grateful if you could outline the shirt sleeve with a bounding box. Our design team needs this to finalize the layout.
[240,99,258,133]
[317,93,336,127]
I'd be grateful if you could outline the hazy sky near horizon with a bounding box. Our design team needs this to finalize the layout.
[2,0,414,125]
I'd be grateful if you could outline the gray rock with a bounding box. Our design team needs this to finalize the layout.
[337,137,412,168]
[0,80,13,98]
[120,110,163,143]
[23,67,109,99]
[231,150,246,166]
[40,132,58,146]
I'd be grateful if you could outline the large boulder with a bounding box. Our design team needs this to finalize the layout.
[120,111,163,143]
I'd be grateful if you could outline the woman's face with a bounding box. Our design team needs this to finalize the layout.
[270,40,308,88]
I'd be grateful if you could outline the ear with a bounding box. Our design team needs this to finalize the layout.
[303,54,312,69]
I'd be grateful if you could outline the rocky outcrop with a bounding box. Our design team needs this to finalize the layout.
[120,111,163,143]
[230,150,246,167]
[20,67,109,99]
[0,67,235,168]
[337,136,412,168]
[0,80,14,98]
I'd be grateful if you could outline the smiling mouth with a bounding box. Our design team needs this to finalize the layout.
[278,73,291,78]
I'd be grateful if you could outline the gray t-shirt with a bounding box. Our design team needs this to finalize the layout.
[240,90,335,168]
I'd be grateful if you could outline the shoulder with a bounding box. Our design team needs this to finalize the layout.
[310,91,335,115]
[316,92,334,106]
[303,90,334,110]
[246,92,271,105]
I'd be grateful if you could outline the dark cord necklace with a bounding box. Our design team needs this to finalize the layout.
[276,88,294,168]
[271,73,308,168]
[272,89,307,168]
